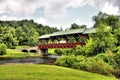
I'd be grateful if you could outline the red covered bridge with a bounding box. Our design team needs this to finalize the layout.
[38,28,96,56]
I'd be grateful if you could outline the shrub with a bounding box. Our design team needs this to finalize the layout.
[112,46,120,53]
[55,55,87,69]
[63,49,73,55]
[55,55,69,67]
[54,49,64,55]
[111,68,120,78]
[55,55,76,67]
[74,46,84,55]
[56,55,113,76]
[95,53,110,63]
[72,56,87,70]
[95,52,117,68]
[0,43,7,55]
[85,57,113,75]
[114,52,120,68]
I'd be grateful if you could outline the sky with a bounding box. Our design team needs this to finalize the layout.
[0,0,120,29]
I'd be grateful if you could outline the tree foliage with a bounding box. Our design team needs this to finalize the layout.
[0,43,7,55]
[69,23,86,30]
[91,24,117,53]
[92,12,120,30]
[0,20,59,48]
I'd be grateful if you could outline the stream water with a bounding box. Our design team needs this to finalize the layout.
[0,55,61,64]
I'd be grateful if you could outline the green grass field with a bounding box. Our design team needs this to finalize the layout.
[0,64,117,80]
[0,49,39,59]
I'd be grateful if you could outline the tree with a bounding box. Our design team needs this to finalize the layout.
[92,12,120,30]
[0,27,18,48]
[90,24,117,54]
[113,28,120,46]
[0,19,59,46]
[70,23,86,30]
[0,43,7,55]
[28,28,39,46]
[15,27,28,45]
[92,12,107,27]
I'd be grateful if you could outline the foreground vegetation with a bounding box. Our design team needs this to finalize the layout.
[0,64,117,80]
[54,12,120,77]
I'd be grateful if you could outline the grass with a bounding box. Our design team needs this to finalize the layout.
[15,46,30,49]
[48,49,55,55]
[0,64,117,80]
[0,49,39,59]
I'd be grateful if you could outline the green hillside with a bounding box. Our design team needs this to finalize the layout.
[0,64,117,80]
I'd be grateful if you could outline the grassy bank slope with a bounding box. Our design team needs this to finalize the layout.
[0,64,117,80]
[0,49,39,58]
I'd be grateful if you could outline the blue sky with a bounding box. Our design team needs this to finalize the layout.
[0,0,120,29]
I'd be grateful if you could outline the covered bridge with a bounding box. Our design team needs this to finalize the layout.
[38,28,96,56]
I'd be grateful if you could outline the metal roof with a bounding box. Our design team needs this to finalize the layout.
[83,28,96,34]
[39,34,51,39]
[51,28,86,36]
[39,28,96,39]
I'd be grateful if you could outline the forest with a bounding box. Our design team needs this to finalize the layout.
[0,19,59,48]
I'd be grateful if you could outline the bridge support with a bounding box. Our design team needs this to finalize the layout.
[38,49,48,56]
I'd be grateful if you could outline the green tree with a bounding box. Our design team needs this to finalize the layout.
[3,27,18,48]
[113,28,120,46]
[28,28,39,46]
[70,23,86,30]
[93,12,120,30]
[0,43,7,55]
[90,24,117,54]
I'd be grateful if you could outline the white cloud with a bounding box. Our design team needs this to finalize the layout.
[0,15,22,21]
[44,1,67,17]
[34,17,70,29]
[0,0,120,18]
[74,19,94,28]
[0,0,45,17]
[102,2,119,15]
[0,0,96,18]
[68,0,87,8]
[34,18,47,25]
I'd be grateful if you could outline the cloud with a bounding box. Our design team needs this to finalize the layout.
[34,17,47,25]
[34,17,70,29]
[44,0,70,17]
[74,19,94,28]
[109,0,120,13]
[0,0,45,17]
[0,15,27,21]
[89,0,120,15]
[0,0,119,19]
[0,15,16,21]
[68,0,87,8]
[0,0,120,29]
[102,2,119,15]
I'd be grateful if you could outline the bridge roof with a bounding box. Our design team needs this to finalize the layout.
[51,28,86,37]
[39,28,96,39]
[83,28,96,34]
[39,34,51,39]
